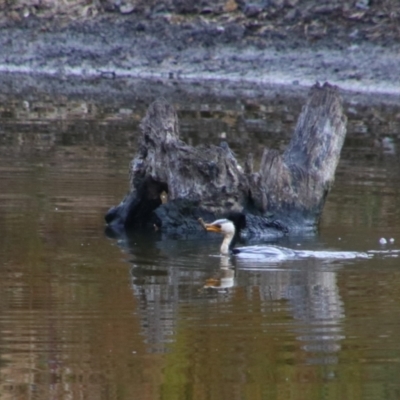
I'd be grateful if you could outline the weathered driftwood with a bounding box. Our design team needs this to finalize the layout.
[105,82,347,237]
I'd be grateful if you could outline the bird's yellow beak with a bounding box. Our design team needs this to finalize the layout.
[204,224,222,233]
[198,218,222,233]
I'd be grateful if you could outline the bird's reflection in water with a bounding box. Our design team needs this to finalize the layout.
[125,231,345,364]
[200,256,345,368]
[202,257,235,291]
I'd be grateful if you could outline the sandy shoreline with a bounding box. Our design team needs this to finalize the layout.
[1,45,400,96]
[1,9,400,104]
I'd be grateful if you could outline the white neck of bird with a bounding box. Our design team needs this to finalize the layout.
[220,231,234,255]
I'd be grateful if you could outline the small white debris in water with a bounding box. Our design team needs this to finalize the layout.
[379,238,387,245]
[55,207,58,211]
[390,238,395,244]
[338,237,341,241]
[119,4,135,13]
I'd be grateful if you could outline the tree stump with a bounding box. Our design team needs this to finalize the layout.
[105,82,347,237]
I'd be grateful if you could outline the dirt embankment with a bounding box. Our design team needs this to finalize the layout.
[0,0,400,98]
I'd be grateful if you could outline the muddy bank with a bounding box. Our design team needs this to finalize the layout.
[0,1,400,100]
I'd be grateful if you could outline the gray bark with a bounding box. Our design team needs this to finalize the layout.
[105,82,347,236]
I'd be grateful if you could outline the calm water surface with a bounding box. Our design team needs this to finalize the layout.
[1,81,400,400]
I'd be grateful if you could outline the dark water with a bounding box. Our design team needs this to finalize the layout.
[1,79,400,400]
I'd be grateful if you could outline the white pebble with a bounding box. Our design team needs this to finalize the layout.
[379,238,387,245]
[389,238,395,244]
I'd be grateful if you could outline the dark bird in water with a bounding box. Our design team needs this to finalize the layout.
[199,218,296,259]
[199,218,369,261]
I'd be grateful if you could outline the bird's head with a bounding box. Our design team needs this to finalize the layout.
[203,219,236,236]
